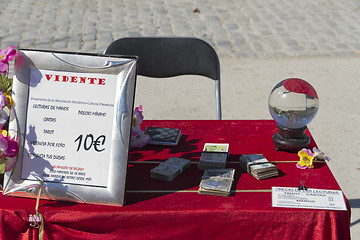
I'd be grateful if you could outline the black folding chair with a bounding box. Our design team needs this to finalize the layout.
[104,37,222,119]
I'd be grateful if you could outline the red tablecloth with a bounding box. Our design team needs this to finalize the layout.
[0,120,351,240]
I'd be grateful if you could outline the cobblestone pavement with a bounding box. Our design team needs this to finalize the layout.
[1,0,360,57]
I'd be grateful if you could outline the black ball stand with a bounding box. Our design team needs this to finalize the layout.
[272,124,310,152]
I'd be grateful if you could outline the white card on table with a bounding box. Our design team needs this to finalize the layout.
[272,187,347,211]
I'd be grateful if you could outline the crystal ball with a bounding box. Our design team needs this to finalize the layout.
[268,78,319,129]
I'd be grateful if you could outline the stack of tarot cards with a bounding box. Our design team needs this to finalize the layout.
[198,143,229,170]
[150,157,191,181]
[239,154,279,180]
[198,168,235,197]
[145,127,182,146]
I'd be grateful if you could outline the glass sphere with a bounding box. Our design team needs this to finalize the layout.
[268,78,319,129]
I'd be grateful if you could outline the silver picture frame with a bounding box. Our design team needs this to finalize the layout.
[3,49,137,206]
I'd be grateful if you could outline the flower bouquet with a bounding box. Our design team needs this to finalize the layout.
[0,46,19,175]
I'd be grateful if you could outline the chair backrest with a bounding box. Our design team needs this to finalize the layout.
[104,37,222,119]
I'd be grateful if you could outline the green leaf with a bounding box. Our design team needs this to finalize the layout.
[0,157,5,174]
[0,74,13,92]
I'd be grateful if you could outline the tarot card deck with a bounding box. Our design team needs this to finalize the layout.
[145,127,182,146]
[150,157,191,181]
[198,143,229,170]
[239,154,279,180]
[198,168,235,196]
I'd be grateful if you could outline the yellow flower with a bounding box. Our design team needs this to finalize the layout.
[3,92,14,109]
[296,149,314,169]
[0,129,7,137]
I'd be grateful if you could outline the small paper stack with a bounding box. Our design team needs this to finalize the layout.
[150,157,191,181]
[198,143,229,170]
[198,168,235,197]
[239,154,279,180]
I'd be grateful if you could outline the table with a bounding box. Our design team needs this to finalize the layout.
[0,120,351,240]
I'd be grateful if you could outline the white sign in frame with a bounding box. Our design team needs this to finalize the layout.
[3,49,137,206]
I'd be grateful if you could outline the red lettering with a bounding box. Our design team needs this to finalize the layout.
[98,78,105,85]
[88,78,96,84]
[45,74,52,81]
[70,76,77,83]
[79,77,86,83]
[44,74,106,85]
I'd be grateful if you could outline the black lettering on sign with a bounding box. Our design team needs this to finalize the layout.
[74,134,106,152]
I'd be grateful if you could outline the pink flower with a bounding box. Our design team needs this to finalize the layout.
[133,105,144,126]
[131,125,142,138]
[130,131,150,148]
[130,105,150,148]
[0,46,16,75]
[131,106,144,137]
[4,156,16,172]
[312,147,331,161]
[0,132,19,172]
[296,148,314,169]
[0,109,8,129]
[0,134,18,158]
[0,92,8,109]
[0,136,8,154]
[4,136,18,158]
[296,147,330,170]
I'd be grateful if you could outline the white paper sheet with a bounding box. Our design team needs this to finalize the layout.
[272,187,347,211]
[21,69,117,187]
